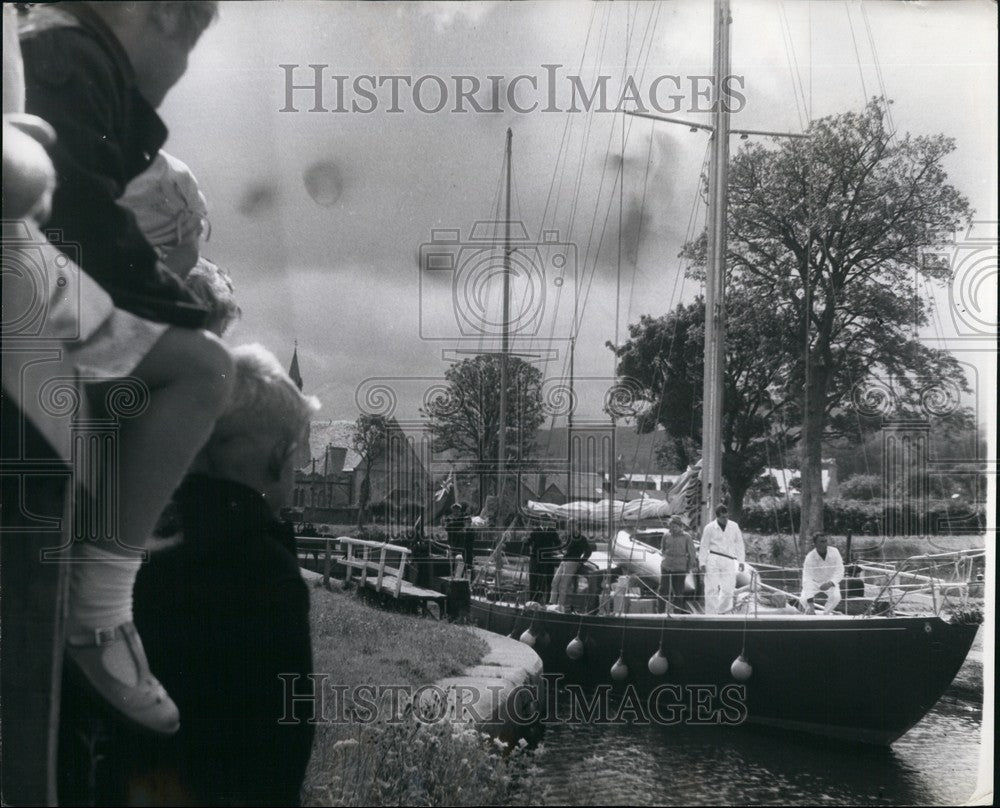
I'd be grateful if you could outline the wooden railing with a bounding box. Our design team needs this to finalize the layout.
[340,537,410,597]
[296,535,447,612]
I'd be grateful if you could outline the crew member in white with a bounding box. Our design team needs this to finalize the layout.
[800,532,844,614]
[698,504,746,614]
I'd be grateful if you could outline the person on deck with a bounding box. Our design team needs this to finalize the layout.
[132,344,319,806]
[800,533,845,615]
[658,515,697,613]
[460,501,477,571]
[527,516,561,602]
[698,504,746,614]
[443,502,470,574]
[549,522,594,612]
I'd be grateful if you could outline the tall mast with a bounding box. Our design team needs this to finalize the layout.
[622,0,803,527]
[700,0,731,529]
[497,128,512,498]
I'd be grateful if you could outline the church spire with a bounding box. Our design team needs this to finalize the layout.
[289,340,303,391]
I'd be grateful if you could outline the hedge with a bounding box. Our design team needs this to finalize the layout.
[741,497,986,535]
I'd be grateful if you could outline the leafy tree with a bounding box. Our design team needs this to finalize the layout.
[831,411,986,502]
[683,98,972,547]
[422,354,545,498]
[351,413,388,528]
[610,293,796,520]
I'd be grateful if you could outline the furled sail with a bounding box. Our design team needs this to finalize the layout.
[523,463,701,524]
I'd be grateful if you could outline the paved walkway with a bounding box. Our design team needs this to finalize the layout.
[428,627,543,742]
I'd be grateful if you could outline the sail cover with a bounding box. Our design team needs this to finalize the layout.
[524,496,673,523]
[523,464,700,524]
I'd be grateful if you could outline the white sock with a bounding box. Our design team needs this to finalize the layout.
[67,543,141,632]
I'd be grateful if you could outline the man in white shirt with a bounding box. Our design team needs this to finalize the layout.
[698,504,746,614]
[800,533,844,614]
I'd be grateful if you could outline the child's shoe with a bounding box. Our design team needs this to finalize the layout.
[65,621,179,735]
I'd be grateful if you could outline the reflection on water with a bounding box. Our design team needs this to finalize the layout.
[535,694,984,806]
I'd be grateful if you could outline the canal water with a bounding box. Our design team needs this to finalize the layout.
[533,692,985,805]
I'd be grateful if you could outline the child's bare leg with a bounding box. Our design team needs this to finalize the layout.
[109,327,234,551]
[66,328,233,734]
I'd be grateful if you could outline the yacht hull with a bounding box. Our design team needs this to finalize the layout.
[469,599,979,745]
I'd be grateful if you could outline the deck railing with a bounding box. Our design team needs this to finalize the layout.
[467,545,984,618]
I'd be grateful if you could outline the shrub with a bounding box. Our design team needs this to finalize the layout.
[838,473,883,500]
[352,525,388,543]
[747,472,781,498]
[740,498,986,535]
[769,536,790,566]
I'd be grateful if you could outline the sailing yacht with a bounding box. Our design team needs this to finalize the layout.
[463,0,982,745]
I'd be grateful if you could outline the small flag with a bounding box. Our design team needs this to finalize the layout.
[434,470,456,501]
[289,344,303,391]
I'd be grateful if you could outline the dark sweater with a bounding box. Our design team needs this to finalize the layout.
[133,475,314,806]
[563,533,594,563]
[527,528,561,568]
[19,3,207,327]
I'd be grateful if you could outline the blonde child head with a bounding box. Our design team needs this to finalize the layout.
[196,344,320,510]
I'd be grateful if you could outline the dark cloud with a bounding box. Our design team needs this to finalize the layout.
[303,160,345,207]
[237,182,279,217]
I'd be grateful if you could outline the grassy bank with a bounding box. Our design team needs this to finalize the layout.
[302,584,538,806]
[308,584,486,693]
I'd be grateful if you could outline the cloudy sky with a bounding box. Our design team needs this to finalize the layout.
[160,0,998,426]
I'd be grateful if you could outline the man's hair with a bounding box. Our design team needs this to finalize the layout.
[83,2,219,46]
[165,1,219,39]
[715,504,728,516]
[812,532,827,543]
[212,343,319,451]
[185,258,240,336]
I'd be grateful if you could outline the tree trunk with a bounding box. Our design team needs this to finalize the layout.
[798,362,829,560]
[357,473,370,529]
[728,479,749,524]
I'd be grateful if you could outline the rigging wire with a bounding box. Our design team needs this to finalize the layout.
[615,3,626,356]
[859,2,897,139]
[627,140,712,504]
[528,1,601,388]
[538,3,600,237]
[539,1,615,452]
[571,19,659,374]
[778,0,809,129]
[624,128,656,329]
[804,1,812,123]
[540,1,660,462]
[844,1,869,104]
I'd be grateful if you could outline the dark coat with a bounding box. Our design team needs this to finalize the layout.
[527,527,561,571]
[443,513,469,548]
[562,532,594,563]
[133,475,314,806]
[19,4,207,327]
